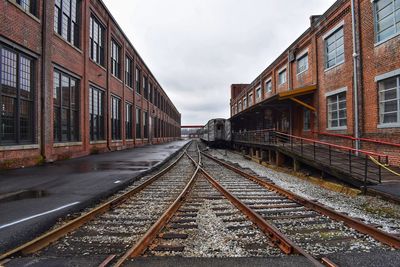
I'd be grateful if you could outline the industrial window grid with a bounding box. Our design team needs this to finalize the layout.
[256,87,262,102]
[378,75,400,125]
[325,27,344,69]
[135,67,141,94]
[149,83,154,103]
[266,79,272,93]
[143,76,149,100]
[143,111,149,139]
[297,53,309,74]
[135,107,142,138]
[0,46,35,145]
[125,102,133,139]
[54,0,80,48]
[248,92,253,106]
[89,86,105,141]
[125,56,133,88]
[89,15,105,66]
[110,96,121,140]
[15,0,37,16]
[53,70,80,143]
[111,40,121,79]
[278,69,287,85]
[303,109,311,131]
[327,92,347,129]
[374,0,400,43]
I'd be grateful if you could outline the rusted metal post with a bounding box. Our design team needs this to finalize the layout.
[378,156,382,184]
[363,155,368,194]
[313,142,316,160]
[349,150,352,175]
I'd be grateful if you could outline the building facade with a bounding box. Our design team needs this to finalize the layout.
[0,0,181,169]
[230,0,400,166]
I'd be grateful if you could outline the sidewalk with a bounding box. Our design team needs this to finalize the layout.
[0,140,189,254]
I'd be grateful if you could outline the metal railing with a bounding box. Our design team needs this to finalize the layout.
[233,129,389,185]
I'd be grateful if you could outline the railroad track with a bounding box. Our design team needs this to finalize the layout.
[1,140,399,267]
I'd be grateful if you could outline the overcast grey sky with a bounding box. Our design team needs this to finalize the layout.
[103,0,337,125]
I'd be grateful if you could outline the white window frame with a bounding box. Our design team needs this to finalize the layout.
[248,92,253,106]
[373,0,400,45]
[377,73,400,128]
[323,21,345,71]
[256,86,262,102]
[297,53,309,75]
[326,88,347,130]
[303,109,311,131]
[265,78,272,93]
[278,69,287,85]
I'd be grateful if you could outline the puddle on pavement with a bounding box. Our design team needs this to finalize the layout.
[0,190,49,203]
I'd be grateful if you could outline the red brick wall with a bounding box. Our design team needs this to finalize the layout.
[359,0,400,135]
[316,5,354,136]
[0,0,181,169]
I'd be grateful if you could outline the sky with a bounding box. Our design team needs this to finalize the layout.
[102,0,337,125]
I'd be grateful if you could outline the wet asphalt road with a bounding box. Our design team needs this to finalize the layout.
[0,140,189,254]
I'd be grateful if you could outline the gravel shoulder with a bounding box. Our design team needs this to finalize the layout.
[209,149,400,235]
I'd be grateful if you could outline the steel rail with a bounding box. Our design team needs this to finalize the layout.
[185,148,324,266]
[202,152,400,249]
[112,152,201,267]
[0,143,192,261]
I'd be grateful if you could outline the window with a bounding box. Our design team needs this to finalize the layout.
[303,109,311,131]
[297,53,309,74]
[325,27,344,69]
[256,87,262,101]
[54,0,80,47]
[0,46,35,145]
[279,70,287,85]
[126,103,133,139]
[243,97,247,109]
[327,92,347,129]
[53,70,79,143]
[149,83,154,103]
[238,101,242,112]
[89,15,105,66]
[378,75,400,125]
[143,76,149,99]
[143,111,149,139]
[136,107,142,138]
[266,79,272,93]
[89,86,105,141]
[235,103,238,114]
[126,56,133,88]
[111,40,121,79]
[135,67,141,94]
[111,96,121,140]
[16,0,37,15]
[374,0,400,42]
[248,93,253,106]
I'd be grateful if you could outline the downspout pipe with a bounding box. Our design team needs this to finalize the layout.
[351,0,361,152]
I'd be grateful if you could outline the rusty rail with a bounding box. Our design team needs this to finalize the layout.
[0,142,192,261]
[185,147,324,266]
[113,151,201,266]
[202,152,400,249]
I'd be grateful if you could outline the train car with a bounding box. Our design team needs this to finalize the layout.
[200,118,231,148]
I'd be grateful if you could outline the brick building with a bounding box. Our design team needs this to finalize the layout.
[230,0,400,166]
[0,0,181,169]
